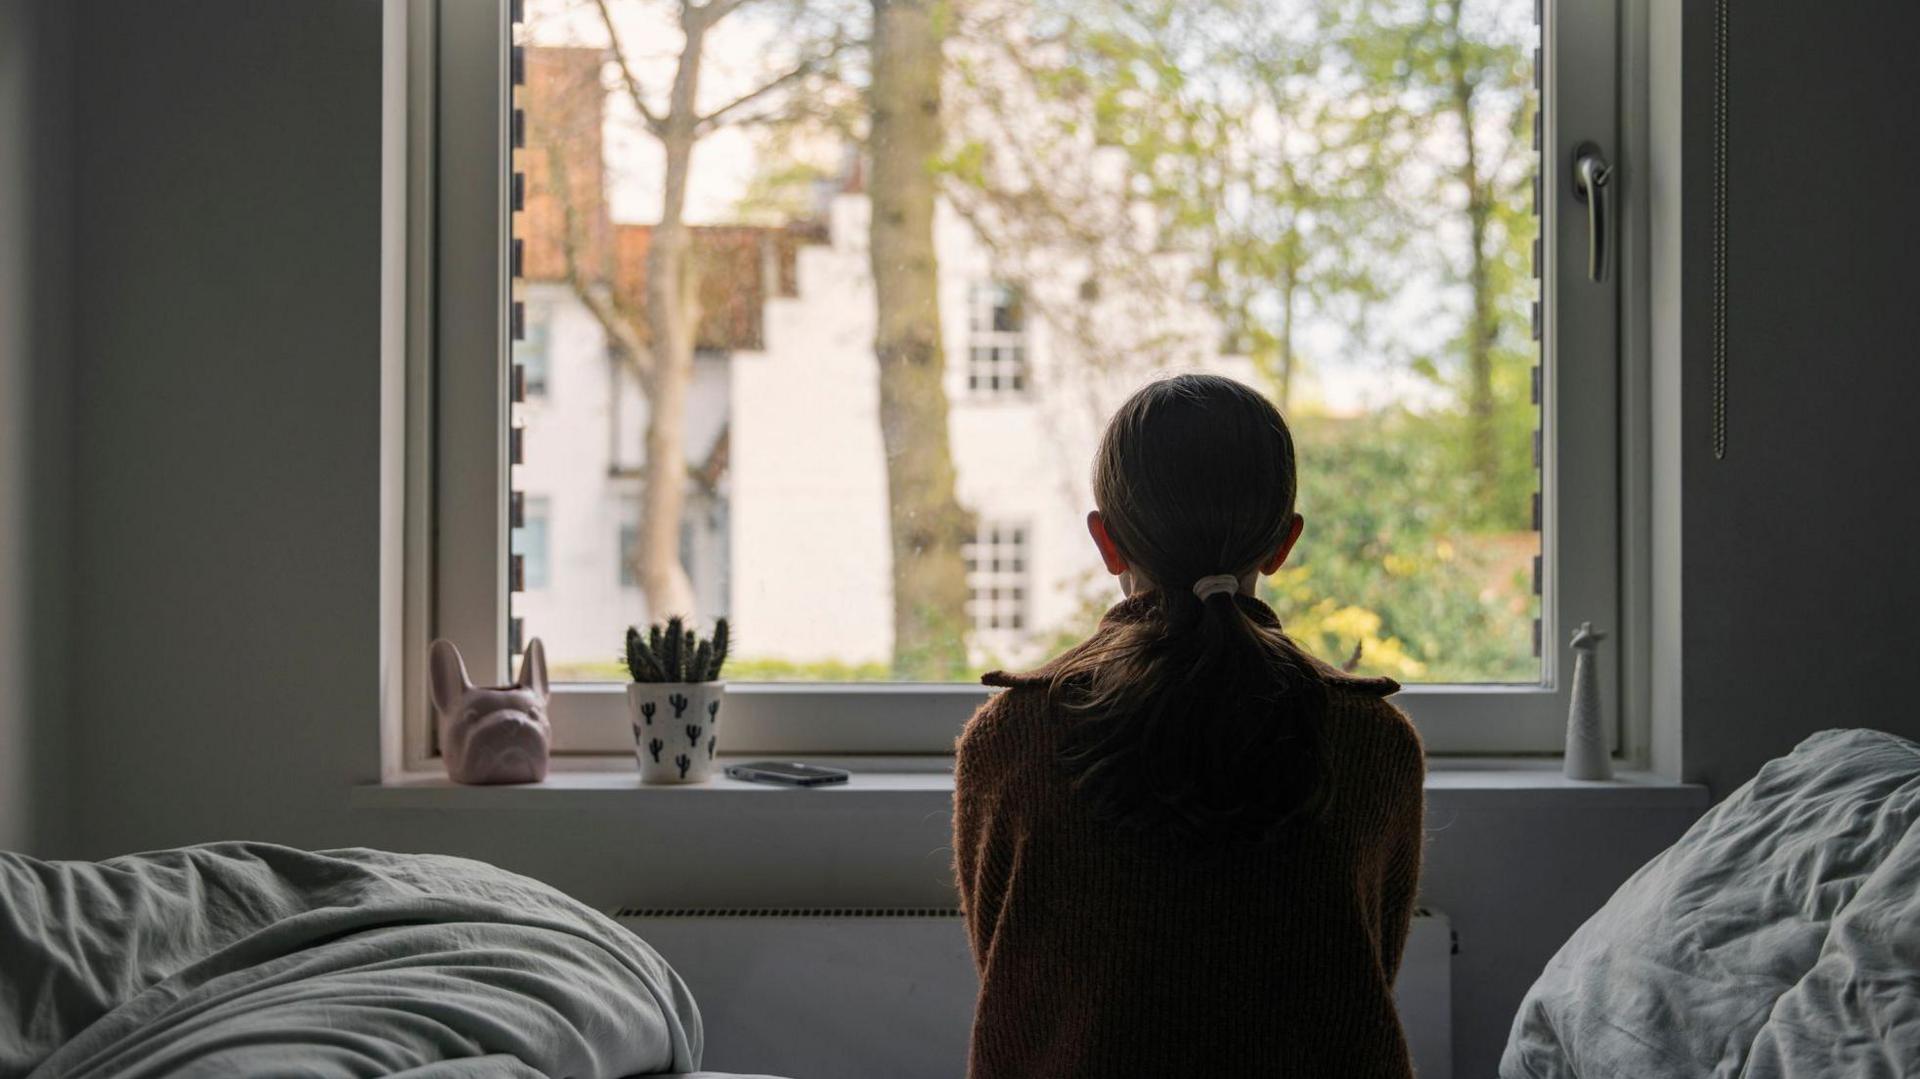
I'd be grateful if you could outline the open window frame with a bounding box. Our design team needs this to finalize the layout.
[401,0,1641,768]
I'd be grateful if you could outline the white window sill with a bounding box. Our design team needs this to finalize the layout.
[353,756,1707,812]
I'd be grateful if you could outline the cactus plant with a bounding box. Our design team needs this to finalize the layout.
[663,616,684,680]
[706,735,716,759]
[709,619,729,678]
[622,616,730,683]
[624,627,665,682]
[685,724,703,746]
[639,701,656,726]
[668,692,689,718]
[647,737,663,763]
[706,699,719,723]
[675,753,692,779]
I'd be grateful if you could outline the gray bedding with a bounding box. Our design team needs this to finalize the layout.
[1502,728,1920,1079]
[0,842,743,1078]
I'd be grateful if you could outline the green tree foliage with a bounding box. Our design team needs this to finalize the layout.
[1334,0,1539,529]
[948,0,1542,682]
[1054,0,1407,407]
[1271,412,1535,683]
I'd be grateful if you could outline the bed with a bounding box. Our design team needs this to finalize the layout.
[1502,728,1920,1078]
[0,842,789,1078]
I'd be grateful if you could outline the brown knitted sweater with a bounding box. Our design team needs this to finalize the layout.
[953,595,1426,1078]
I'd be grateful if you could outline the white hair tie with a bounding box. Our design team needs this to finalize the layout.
[1191,574,1241,600]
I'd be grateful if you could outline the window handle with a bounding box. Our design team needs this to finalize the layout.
[1573,143,1614,282]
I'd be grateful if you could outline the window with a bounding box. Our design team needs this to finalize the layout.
[515,305,550,398]
[617,523,638,589]
[965,522,1030,637]
[421,0,1627,758]
[967,282,1028,396]
[512,496,549,590]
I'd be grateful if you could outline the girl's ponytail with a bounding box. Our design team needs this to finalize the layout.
[1052,375,1329,844]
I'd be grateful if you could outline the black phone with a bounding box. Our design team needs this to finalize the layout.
[725,761,851,787]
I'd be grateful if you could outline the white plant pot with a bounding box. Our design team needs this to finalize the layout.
[629,682,726,783]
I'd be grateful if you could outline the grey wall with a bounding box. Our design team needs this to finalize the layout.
[0,0,34,852]
[0,0,71,856]
[1677,1,1920,797]
[62,0,389,855]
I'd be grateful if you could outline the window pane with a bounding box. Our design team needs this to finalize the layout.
[517,306,550,397]
[512,0,1540,685]
[511,496,550,591]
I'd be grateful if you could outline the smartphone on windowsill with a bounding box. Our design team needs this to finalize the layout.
[725,761,851,787]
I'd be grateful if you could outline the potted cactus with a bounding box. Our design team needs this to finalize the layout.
[624,616,728,784]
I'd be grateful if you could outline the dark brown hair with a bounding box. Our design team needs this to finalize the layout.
[1053,373,1329,843]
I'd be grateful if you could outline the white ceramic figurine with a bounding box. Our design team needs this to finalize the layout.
[1563,622,1612,781]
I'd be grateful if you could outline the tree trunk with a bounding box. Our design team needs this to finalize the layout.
[1449,5,1497,507]
[638,209,698,618]
[631,8,710,620]
[869,0,973,678]
[1276,239,1299,411]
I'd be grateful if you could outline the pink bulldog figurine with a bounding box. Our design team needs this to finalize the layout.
[428,637,552,784]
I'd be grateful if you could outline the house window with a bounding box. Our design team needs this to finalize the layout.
[421,0,1629,757]
[967,282,1028,395]
[512,496,549,591]
[617,523,638,588]
[515,307,550,398]
[965,523,1030,634]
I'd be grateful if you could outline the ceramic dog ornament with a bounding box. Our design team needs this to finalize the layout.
[428,637,552,784]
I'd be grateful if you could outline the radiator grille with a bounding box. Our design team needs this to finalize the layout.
[612,906,960,919]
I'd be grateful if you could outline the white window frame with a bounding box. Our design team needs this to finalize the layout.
[965,281,1029,396]
[516,301,551,399]
[964,519,1032,640]
[512,494,550,591]
[403,0,1639,767]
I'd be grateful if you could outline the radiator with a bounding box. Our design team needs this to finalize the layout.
[613,907,1453,1079]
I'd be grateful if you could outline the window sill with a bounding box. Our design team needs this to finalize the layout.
[354,756,1706,812]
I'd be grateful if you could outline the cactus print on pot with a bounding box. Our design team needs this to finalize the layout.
[628,681,725,783]
[624,616,729,784]
[625,679,721,779]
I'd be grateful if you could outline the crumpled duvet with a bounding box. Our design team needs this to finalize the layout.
[1502,728,1920,1079]
[0,843,705,1078]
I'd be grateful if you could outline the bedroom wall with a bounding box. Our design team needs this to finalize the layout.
[60,0,390,857]
[0,0,34,853]
[54,0,1881,1074]
[1675,1,1920,799]
[0,0,71,856]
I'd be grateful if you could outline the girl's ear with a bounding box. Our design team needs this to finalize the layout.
[1088,511,1130,575]
[516,638,549,698]
[428,638,471,714]
[1261,513,1306,574]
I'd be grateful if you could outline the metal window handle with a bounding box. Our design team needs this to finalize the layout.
[1573,143,1614,282]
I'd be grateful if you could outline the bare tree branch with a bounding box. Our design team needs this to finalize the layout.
[694,0,757,29]
[577,280,654,382]
[547,143,655,381]
[689,422,730,494]
[594,0,666,138]
[695,36,849,134]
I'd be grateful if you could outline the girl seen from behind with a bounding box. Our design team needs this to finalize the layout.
[953,373,1426,1078]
